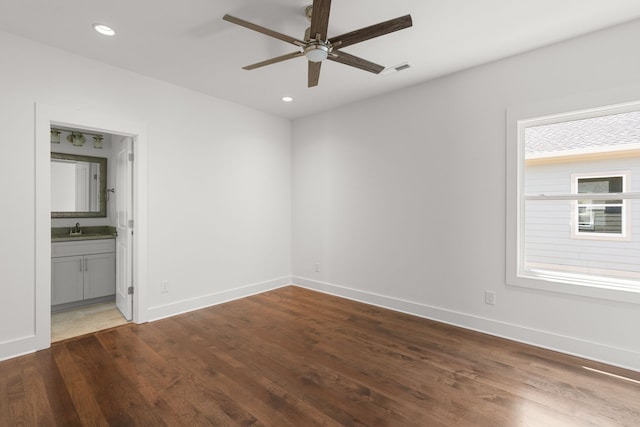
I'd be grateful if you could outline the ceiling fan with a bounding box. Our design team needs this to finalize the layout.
[223,0,412,87]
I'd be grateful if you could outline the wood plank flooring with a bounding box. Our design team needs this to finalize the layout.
[1,286,639,426]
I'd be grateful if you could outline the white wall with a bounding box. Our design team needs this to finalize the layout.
[0,30,291,359]
[292,19,640,370]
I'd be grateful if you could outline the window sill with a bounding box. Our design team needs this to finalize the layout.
[508,270,640,304]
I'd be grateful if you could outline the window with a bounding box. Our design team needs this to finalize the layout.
[507,99,640,303]
[573,174,625,237]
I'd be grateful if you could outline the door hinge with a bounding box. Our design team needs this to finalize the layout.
[128,153,134,162]
[128,286,134,295]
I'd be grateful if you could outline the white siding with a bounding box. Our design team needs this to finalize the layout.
[524,156,640,277]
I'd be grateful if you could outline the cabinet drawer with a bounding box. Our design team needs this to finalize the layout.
[52,239,115,258]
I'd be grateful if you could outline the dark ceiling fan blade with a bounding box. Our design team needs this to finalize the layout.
[308,61,322,87]
[309,0,331,41]
[242,51,304,70]
[328,51,384,74]
[329,14,412,50]
[223,14,305,47]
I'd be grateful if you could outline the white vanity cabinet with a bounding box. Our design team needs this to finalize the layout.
[51,256,84,305]
[51,239,115,306]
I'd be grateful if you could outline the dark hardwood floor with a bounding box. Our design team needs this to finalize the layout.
[1,286,639,426]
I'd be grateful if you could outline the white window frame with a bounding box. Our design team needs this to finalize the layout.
[570,171,630,241]
[506,96,640,304]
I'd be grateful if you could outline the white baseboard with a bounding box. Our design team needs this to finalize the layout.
[146,276,292,322]
[0,335,38,362]
[292,276,640,372]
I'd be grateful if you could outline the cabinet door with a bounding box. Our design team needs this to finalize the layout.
[84,253,116,299]
[51,256,84,305]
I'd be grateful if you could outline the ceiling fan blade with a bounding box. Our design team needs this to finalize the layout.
[328,51,384,74]
[309,0,331,41]
[308,61,322,87]
[223,14,305,47]
[329,14,412,50]
[242,51,304,70]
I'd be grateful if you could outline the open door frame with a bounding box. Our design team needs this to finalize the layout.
[34,103,148,352]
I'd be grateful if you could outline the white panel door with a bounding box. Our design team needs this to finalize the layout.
[115,137,133,320]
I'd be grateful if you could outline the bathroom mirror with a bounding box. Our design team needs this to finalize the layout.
[51,152,107,218]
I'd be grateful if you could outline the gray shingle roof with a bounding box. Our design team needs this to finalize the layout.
[525,110,640,157]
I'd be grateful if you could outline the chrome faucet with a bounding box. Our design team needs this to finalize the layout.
[71,222,81,234]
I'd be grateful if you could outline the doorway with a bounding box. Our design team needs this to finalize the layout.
[35,104,148,351]
[49,128,134,342]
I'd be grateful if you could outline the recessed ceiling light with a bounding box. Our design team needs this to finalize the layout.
[92,23,115,36]
[282,96,293,102]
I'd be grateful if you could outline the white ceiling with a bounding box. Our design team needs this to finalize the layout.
[1,0,640,119]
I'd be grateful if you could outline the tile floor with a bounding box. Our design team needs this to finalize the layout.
[51,302,129,342]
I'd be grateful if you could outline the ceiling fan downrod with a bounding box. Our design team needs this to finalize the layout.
[303,4,331,63]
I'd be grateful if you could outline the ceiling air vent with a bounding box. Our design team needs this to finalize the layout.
[381,62,412,76]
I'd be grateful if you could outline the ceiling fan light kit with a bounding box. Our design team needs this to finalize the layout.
[223,0,412,87]
[304,43,330,62]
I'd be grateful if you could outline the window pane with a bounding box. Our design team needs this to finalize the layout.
[520,108,639,287]
[578,177,623,194]
[596,207,621,233]
[576,176,624,234]
[577,206,594,230]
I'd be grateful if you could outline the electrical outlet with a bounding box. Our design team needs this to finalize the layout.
[161,280,169,293]
[485,291,495,305]
[315,263,320,272]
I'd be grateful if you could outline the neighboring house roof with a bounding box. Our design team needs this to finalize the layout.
[525,110,640,158]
